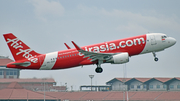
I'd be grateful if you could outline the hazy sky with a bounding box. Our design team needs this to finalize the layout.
[0,0,179,90]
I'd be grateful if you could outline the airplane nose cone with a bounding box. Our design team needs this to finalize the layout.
[171,37,176,45]
[166,37,176,48]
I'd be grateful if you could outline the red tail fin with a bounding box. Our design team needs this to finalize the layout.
[3,33,41,62]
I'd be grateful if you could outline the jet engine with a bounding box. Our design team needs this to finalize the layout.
[107,52,129,64]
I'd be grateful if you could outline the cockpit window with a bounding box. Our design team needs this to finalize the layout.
[162,35,167,41]
[162,35,167,39]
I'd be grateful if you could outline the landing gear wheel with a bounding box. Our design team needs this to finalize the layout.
[95,67,103,73]
[154,57,158,61]
[95,60,103,73]
[152,52,158,62]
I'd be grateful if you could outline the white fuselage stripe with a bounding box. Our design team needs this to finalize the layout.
[39,52,58,70]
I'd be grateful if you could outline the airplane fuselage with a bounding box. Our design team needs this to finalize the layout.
[4,33,176,72]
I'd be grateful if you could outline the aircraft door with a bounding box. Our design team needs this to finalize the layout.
[150,35,157,45]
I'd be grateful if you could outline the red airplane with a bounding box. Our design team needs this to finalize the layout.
[3,33,176,73]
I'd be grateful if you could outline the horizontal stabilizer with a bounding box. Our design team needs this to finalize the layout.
[12,62,31,67]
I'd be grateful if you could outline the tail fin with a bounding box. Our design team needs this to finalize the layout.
[3,33,41,61]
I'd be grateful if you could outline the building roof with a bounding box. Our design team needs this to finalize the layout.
[130,91,163,100]
[174,77,180,81]
[104,91,136,100]
[51,86,66,91]
[0,78,56,84]
[106,78,132,84]
[153,78,172,83]
[107,77,180,84]
[0,57,14,67]
[1,82,180,101]
[115,78,132,82]
[0,82,57,100]
[135,78,152,82]
[44,91,180,101]
[7,82,23,89]
[156,91,180,100]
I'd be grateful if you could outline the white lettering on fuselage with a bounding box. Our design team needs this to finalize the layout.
[6,38,38,63]
[58,51,77,55]
[84,37,145,53]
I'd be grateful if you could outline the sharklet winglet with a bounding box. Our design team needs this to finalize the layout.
[71,41,82,51]
[64,43,71,49]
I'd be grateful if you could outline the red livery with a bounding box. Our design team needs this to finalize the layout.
[3,33,176,73]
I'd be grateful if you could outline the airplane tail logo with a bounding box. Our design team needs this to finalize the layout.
[3,33,40,63]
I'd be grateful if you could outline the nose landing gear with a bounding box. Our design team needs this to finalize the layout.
[154,57,158,61]
[152,52,158,62]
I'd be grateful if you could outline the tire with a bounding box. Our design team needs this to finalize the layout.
[95,67,103,73]
[154,58,158,61]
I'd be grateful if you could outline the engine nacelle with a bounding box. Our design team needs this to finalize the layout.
[107,52,129,64]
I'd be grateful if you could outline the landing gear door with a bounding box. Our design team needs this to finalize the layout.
[150,35,157,45]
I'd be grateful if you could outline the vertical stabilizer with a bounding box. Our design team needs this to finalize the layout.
[3,33,41,62]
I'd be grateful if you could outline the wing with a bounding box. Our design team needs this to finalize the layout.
[71,41,114,62]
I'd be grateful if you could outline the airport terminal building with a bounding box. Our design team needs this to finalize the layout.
[0,56,20,79]
[106,77,180,91]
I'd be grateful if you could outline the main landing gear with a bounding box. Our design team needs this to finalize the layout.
[95,60,103,73]
[152,52,158,62]
[95,67,103,73]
